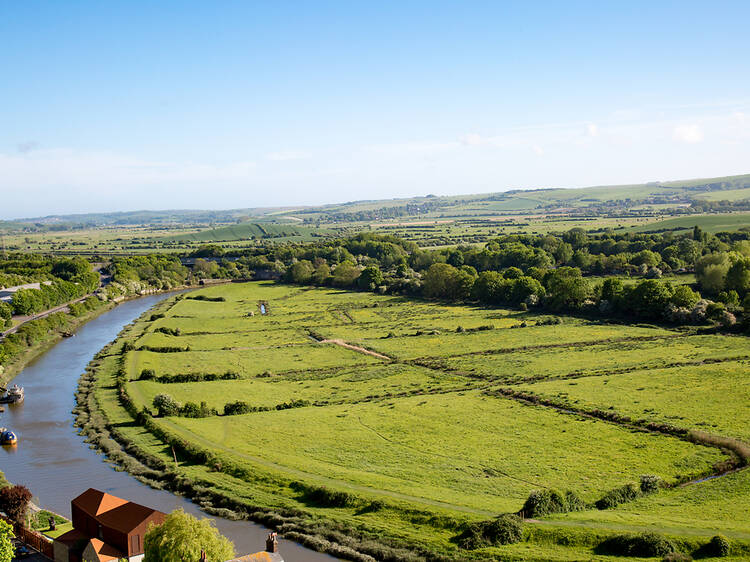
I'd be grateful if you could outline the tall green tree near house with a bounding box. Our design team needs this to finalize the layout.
[143,509,234,562]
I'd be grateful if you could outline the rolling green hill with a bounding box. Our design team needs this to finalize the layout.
[160,222,331,242]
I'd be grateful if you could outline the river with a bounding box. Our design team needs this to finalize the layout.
[0,293,335,561]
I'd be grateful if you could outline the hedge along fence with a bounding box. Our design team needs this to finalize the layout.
[186,295,226,302]
[139,369,240,383]
[136,344,191,353]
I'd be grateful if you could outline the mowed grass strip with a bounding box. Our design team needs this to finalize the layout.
[159,392,722,514]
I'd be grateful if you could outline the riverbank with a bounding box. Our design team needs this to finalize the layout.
[0,299,115,385]
[75,295,437,562]
[0,291,334,561]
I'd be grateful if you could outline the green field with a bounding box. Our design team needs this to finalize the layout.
[630,212,750,234]
[85,281,750,560]
[160,222,329,242]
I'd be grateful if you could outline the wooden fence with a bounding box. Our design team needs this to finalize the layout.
[1,515,54,559]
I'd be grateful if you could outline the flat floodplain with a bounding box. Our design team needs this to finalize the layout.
[108,281,750,558]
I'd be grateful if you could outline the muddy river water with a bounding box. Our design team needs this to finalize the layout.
[0,293,335,561]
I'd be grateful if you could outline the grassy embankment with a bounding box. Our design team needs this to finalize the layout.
[77,282,750,560]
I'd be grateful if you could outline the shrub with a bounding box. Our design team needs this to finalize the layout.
[598,532,674,557]
[140,369,156,380]
[152,394,181,417]
[455,515,523,549]
[291,483,359,508]
[223,401,252,416]
[640,474,661,494]
[595,482,640,509]
[708,535,731,557]
[187,295,226,302]
[521,489,584,517]
[181,401,216,418]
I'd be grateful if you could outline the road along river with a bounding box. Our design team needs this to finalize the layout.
[0,292,335,561]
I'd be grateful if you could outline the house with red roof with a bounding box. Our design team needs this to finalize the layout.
[53,489,166,562]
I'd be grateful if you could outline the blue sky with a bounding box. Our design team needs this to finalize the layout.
[2,1,749,218]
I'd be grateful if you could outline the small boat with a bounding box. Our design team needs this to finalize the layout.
[0,428,17,446]
[0,384,24,404]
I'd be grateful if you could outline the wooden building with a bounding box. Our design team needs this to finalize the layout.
[53,489,166,562]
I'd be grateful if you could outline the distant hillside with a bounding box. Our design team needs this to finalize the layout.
[8,172,750,227]
[161,222,331,242]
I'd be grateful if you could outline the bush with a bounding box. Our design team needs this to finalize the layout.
[708,535,731,557]
[140,369,156,380]
[181,401,217,418]
[595,482,640,509]
[152,394,181,417]
[640,474,661,494]
[521,489,584,517]
[598,532,674,557]
[455,515,523,549]
[223,401,253,415]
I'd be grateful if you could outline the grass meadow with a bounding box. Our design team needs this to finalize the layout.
[89,281,750,560]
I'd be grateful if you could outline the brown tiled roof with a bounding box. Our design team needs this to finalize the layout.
[71,488,166,534]
[54,528,88,547]
[86,538,125,562]
[72,489,128,517]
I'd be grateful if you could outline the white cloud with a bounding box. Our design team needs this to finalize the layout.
[265,150,312,161]
[586,123,599,137]
[459,133,484,146]
[532,144,545,156]
[672,124,704,143]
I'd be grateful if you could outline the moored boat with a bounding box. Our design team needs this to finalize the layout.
[0,428,17,445]
[0,384,24,404]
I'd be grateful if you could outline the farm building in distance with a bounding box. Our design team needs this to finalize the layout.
[53,488,166,562]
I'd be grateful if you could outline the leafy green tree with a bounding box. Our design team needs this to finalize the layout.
[671,285,700,309]
[331,261,360,287]
[357,265,383,290]
[0,519,13,562]
[0,302,11,329]
[502,267,523,279]
[696,253,730,293]
[545,267,589,310]
[725,257,750,294]
[143,509,234,562]
[288,260,315,284]
[630,280,674,318]
[473,271,505,304]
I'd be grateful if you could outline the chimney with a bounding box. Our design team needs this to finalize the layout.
[265,532,278,553]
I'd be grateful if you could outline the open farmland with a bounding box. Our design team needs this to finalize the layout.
[90,281,750,560]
